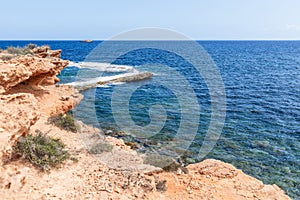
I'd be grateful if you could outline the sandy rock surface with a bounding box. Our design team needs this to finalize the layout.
[148,159,290,200]
[0,93,39,160]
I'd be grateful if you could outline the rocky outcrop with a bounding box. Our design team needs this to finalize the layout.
[0,46,82,161]
[33,46,62,58]
[80,40,93,43]
[99,71,153,84]
[0,48,68,94]
[149,159,291,200]
[0,93,39,160]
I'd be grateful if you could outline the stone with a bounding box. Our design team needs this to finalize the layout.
[0,56,68,94]
[0,93,39,159]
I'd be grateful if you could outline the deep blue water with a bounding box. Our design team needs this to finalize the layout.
[1,41,299,198]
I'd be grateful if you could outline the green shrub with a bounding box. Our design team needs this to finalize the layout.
[48,113,78,133]
[143,154,181,172]
[12,130,70,170]
[6,46,21,54]
[156,180,167,192]
[89,142,113,154]
[6,46,33,55]
[0,55,16,61]
[26,43,37,50]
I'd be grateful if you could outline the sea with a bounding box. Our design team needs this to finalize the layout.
[0,40,299,199]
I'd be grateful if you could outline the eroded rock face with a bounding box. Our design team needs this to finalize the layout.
[31,45,61,58]
[0,93,39,159]
[0,46,82,160]
[0,56,68,94]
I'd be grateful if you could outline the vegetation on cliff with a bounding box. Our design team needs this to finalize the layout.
[6,44,36,55]
[12,130,70,170]
[48,113,78,133]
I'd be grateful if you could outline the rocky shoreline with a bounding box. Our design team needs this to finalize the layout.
[0,46,291,199]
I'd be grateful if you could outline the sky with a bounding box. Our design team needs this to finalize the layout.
[1,0,300,40]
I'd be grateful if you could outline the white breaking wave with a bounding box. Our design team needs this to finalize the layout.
[68,61,81,68]
[96,82,126,88]
[68,61,137,73]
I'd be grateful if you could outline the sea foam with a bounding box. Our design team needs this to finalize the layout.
[68,62,137,73]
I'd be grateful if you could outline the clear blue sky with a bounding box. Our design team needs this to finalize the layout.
[1,0,300,40]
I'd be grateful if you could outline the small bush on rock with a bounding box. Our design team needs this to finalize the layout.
[12,130,70,170]
[89,142,113,154]
[0,55,16,61]
[26,43,37,50]
[6,45,33,55]
[48,113,78,133]
[156,180,167,192]
[143,154,182,172]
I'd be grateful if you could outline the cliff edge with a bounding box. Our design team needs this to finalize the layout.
[0,46,291,200]
[0,46,82,160]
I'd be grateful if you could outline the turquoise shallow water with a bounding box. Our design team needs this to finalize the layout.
[0,41,299,198]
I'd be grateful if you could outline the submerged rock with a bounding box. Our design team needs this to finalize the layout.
[69,71,154,91]
[98,71,153,84]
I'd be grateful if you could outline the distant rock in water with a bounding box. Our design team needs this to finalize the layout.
[80,40,93,43]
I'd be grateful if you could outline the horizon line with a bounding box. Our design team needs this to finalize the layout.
[0,38,300,41]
